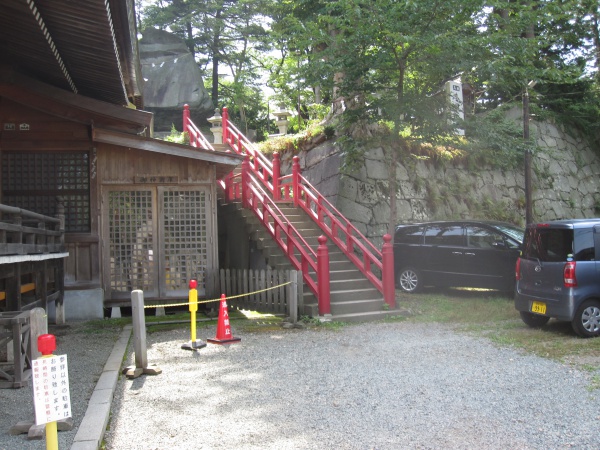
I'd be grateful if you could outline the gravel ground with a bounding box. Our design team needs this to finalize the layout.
[0,322,119,450]
[103,321,600,450]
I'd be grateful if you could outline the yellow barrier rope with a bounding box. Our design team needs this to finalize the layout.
[143,281,292,309]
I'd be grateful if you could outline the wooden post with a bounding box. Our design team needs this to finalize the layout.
[55,199,65,325]
[30,307,48,359]
[288,270,298,324]
[6,264,21,311]
[131,290,147,371]
[317,236,331,316]
[125,290,161,378]
[382,234,396,308]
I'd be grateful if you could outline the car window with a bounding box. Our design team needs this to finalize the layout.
[573,228,595,261]
[523,228,574,262]
[394,225,425,244]
[467,226,521,250]
[492,224,524,244]
[466,226,503,249]
[424,225,463,246]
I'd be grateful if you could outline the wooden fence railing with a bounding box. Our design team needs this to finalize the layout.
[206,269,301,320]
[0,203,65,256]
[0,203,67,316]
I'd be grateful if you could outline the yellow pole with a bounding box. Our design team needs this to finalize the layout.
[189,286,198,342]
[45,421,58,450]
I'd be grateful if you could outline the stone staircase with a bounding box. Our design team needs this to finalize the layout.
[219,200,398,322]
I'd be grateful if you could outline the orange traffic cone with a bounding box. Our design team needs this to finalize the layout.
[207,294,241,345]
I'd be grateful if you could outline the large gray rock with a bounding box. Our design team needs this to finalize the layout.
[139,28,213,132]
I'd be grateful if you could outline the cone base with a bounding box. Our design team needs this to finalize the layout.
[207,337,241,345]
[181,340,208,351]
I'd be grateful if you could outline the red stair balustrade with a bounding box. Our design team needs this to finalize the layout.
[317,235,331,315]
[183,104,214,150]
[182,105,396,310]
[272,152,281,201]
[382,234,395,308]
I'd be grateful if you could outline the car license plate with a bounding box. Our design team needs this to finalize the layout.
[531,301,546,315]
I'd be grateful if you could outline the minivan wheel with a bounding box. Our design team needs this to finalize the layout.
[519,311,550,329]
[572,300,600,338]
[397,267,421,293]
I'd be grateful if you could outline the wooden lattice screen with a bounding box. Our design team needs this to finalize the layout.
[108,190,155,296]
[160,188,208,294]
[105,187,210,299]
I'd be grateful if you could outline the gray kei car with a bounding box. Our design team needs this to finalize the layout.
[515,219,600,337]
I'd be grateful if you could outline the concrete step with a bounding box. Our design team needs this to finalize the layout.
[330,298,384,315]
[329,287,382,303]
[329,278,374,291]
[326,309,410,323]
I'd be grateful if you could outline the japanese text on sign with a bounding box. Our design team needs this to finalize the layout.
[32,355,72,425]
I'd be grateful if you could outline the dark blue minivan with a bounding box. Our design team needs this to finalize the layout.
[515,219,600,337]
[394,220,524,293]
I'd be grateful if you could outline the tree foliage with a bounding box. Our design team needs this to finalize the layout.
[137,0,600,228]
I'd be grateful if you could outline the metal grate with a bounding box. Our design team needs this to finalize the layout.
[1,152,90,232]
[108,190,154,294]
[161,189,208,293]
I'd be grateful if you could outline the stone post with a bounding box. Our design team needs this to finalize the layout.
[207,108,223,144]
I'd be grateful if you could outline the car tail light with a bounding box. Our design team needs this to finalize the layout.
[515,257,521,281]
[564,261,577,288]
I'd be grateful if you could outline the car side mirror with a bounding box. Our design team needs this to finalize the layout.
[492,241,507,249]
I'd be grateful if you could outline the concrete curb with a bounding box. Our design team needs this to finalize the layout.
[70,325,132,450]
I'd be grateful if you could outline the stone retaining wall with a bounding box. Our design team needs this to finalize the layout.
[280,114,600,246]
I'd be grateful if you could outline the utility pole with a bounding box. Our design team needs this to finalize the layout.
[523,83,534,224]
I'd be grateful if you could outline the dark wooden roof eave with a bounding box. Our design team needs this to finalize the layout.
[92,128,243,179]
[0,69,153,136]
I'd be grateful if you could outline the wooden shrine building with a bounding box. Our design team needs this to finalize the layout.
[0,1,243,319]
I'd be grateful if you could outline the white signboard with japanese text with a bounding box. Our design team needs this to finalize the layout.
[32,355,72,425]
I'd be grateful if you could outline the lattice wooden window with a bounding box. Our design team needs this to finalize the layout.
[161,189,208,292]
[108,190,154,294]
[1,152,90,232]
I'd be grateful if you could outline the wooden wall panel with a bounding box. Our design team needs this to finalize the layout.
[64,240,100,288]
[0,98,90,148]
[97,144,214,184]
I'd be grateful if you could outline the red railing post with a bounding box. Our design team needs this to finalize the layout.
[272,152,281,201]
[183,104,190,133]
[241,156,250,208]
[317,235,331,316]
[222,107,229,143]
[292,155,301,208]
[382,234,396,308]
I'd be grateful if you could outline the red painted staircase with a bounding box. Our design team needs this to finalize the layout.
[183,105,396,320]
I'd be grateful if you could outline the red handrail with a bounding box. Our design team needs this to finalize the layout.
[222,107,274,193]
[183,106,395,309]
[183,104,214,150]
[239,158,329,310]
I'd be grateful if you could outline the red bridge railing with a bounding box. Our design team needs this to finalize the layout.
[183,105,395,312]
